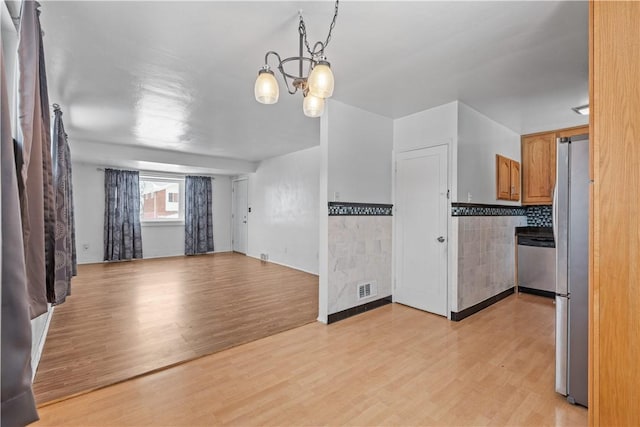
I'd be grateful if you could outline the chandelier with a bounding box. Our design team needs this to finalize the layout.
[254,1,339,118]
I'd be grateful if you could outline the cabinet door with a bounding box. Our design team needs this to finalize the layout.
[510,160,521,201]
[496,155,512,200]
[522,132,556,204]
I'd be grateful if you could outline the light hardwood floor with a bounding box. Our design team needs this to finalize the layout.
[34,293,587,426]
[33,253,319,405]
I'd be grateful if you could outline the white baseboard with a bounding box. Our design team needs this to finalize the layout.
[246,254,319,276]
[31,306,54,380]
[78,249,235,264]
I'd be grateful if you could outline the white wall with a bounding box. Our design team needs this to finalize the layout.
[326,100,394,204]
[457,102,521,205]
[72,162,232,263]
[394,101,458,152]
[247,146,320,275]
[1,4,18,125]
[73,163,105,262]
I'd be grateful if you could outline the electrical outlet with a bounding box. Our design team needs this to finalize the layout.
[82,243,89,251]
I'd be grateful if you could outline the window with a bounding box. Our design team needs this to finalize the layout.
[139,176,185,222]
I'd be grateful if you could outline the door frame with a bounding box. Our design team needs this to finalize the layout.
[231,177,248,254]
[392,141,456,319]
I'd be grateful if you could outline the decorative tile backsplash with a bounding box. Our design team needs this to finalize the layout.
[451,203,527,217]
[328,202,393,216]
[526,205,553,227]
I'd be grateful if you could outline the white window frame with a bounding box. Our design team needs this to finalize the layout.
[139,174,185,226]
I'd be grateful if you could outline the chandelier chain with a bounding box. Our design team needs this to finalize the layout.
[299,0,339,57]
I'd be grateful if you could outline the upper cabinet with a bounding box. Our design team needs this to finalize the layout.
[510,160,521,201]
[496,154,520,201]
[521,125,588,205]
[521,132,556,205]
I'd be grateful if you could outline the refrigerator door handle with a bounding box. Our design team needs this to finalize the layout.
[556,139,569,296]
[556,295,568,395]
[552,184,558,245]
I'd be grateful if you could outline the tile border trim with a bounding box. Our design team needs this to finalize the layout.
[450,287,514,321]
[327,296,393,324]
[328,202,393,216]
[452,203,527,217]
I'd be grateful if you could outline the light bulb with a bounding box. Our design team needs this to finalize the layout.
[254,68,279,104]
[303,94,325,117]
[308,60,334,99]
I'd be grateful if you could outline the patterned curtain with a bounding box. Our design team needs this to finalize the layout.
[185,176,214,255]
[103,169,143,261]
[49,105,77,304]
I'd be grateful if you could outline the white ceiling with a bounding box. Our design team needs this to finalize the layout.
[39,1,588,167]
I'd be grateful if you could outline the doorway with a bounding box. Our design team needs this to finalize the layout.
[394,145,448,316]
[232,178,248,254]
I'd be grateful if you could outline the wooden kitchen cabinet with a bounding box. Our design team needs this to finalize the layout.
[496,154,520,201]
[521,132,556,205]
[510,160,520,200]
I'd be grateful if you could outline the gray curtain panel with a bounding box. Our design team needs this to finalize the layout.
[185,176,214,255]
[16,0,53,319]
[49,106,77,304]
[1,43,40,427]
[103,169,143,261]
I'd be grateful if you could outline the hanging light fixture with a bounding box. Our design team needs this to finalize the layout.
[254,1,339,117]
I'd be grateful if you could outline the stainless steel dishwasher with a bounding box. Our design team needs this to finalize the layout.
[517,235,556,296]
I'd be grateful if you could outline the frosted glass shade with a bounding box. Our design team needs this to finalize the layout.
[303,94,325,117]
[308,61,334,99]
[254,69,279,104]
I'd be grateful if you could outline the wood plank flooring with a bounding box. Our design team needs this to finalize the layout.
[34,293,587,426]
[33,253,319,405]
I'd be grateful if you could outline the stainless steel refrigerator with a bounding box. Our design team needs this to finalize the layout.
[553,133,589,407]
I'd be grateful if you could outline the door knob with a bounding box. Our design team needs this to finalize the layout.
[437,236,445,243]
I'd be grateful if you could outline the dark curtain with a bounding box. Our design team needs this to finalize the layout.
[185,176,214,255]
[103,169,143,261]
[1,40,39,427]
[49,105,77,304]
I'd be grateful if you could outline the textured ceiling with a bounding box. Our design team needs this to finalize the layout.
[39,1,588,164]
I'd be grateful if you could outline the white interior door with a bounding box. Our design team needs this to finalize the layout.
[394,145,448,316]
[232,179,248,254]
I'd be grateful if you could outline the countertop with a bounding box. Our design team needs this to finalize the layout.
[515,226,554,239]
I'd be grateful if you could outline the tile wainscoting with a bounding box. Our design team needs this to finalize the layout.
[455,204,527,317]
[328,211,392,317]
